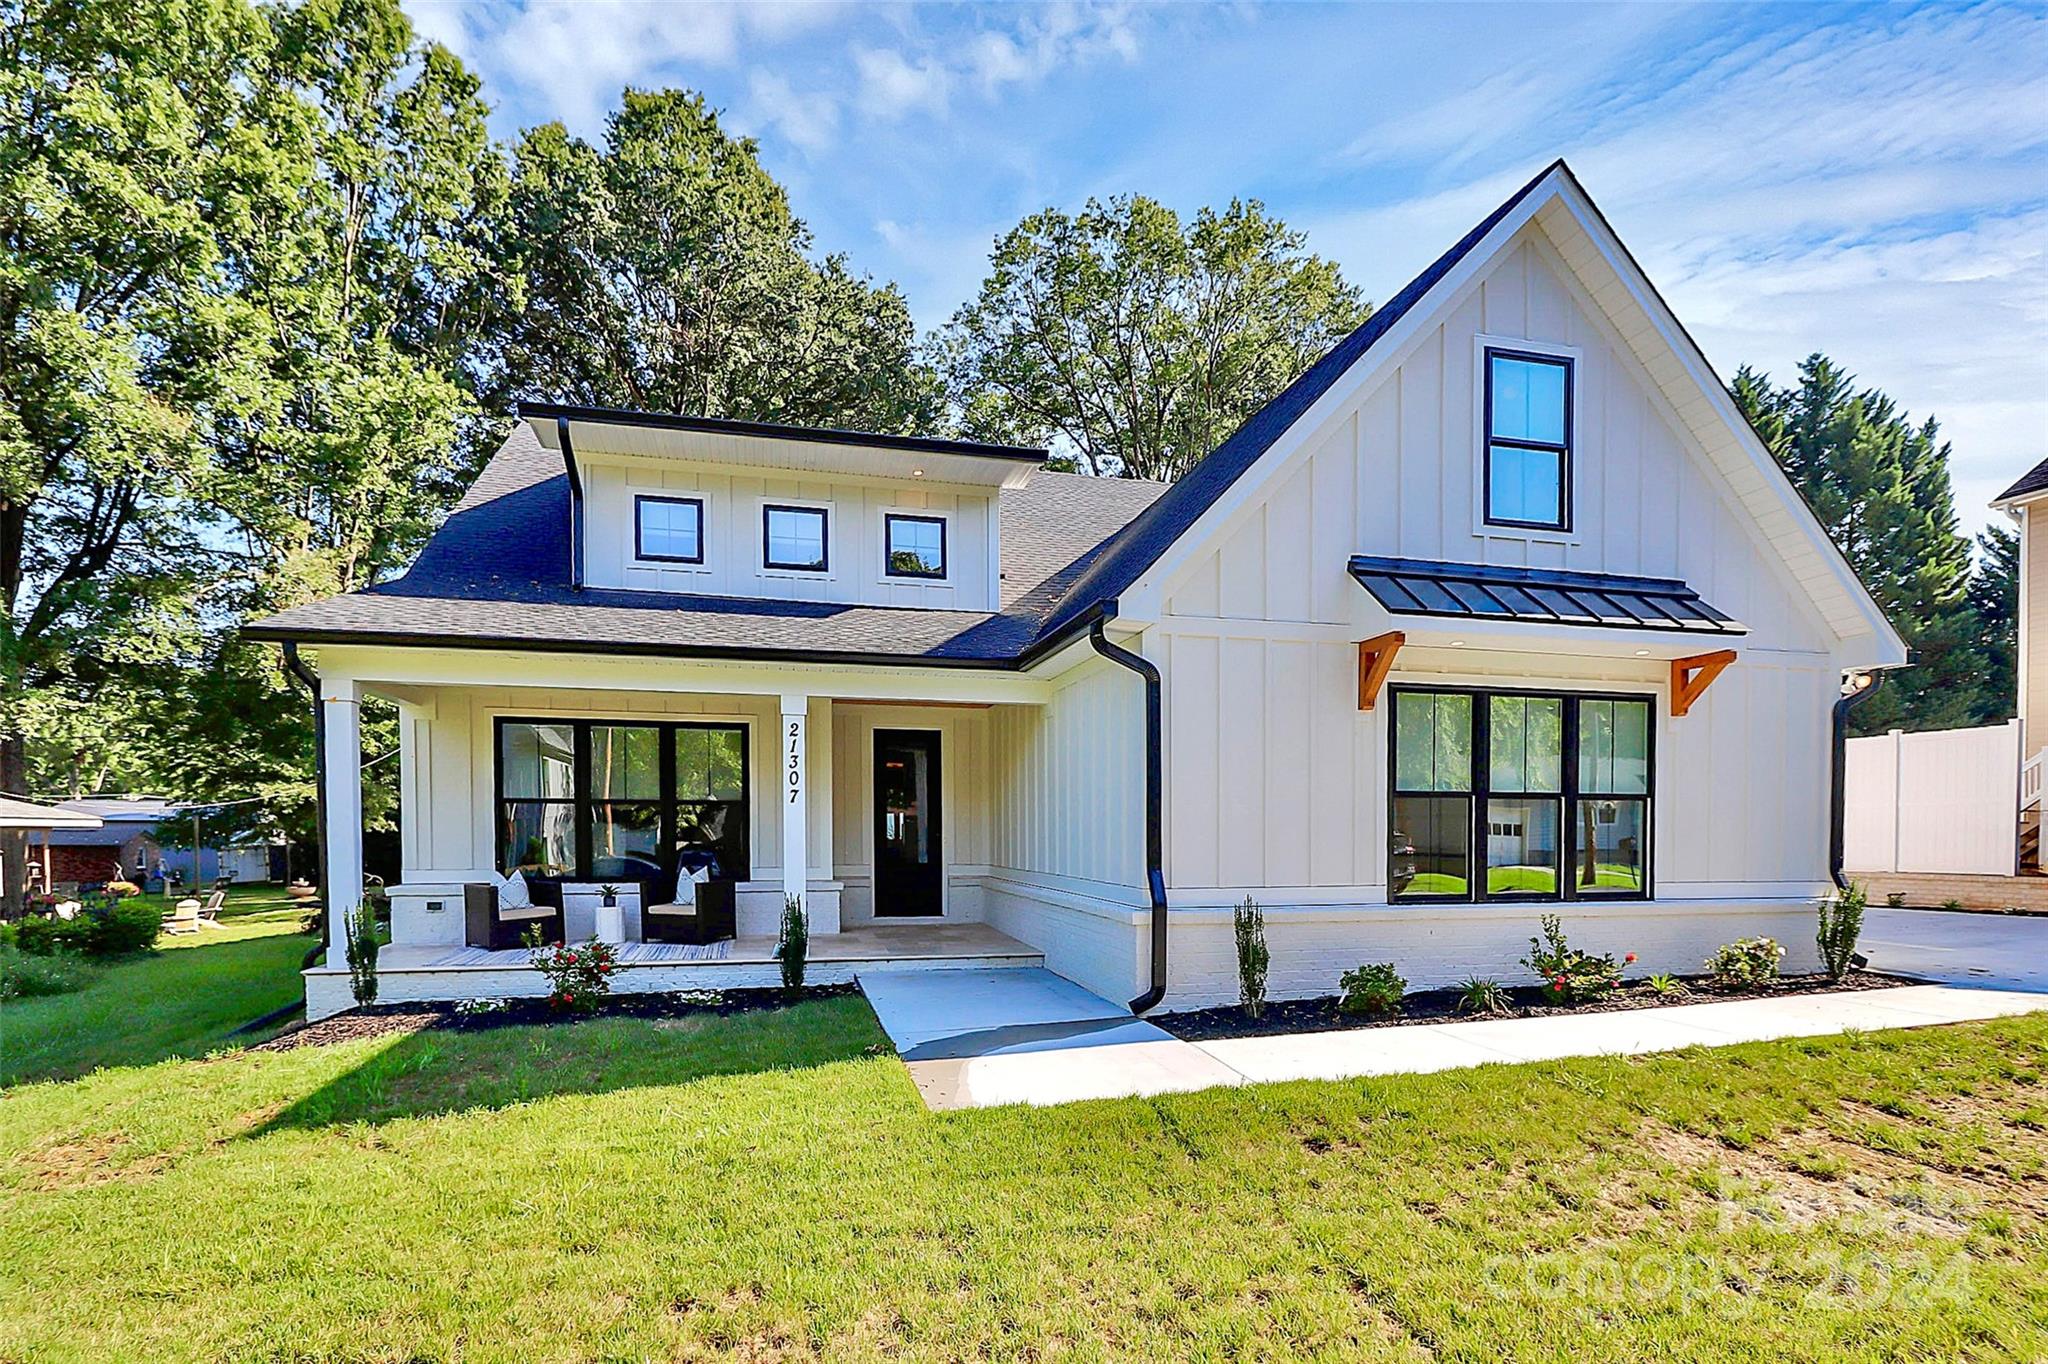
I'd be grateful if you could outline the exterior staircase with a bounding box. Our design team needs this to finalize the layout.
[2023,750,2045,875]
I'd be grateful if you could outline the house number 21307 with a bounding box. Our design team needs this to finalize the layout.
[787,722,802,803]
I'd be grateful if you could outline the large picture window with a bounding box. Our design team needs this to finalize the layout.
[1389,687,1650,902]
[497,719,750,883]
[1484,348,1572,531]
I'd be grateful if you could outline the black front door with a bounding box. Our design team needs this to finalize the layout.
[874,730,943,916]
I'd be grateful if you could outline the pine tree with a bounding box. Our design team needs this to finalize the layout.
[1733,354,1990,734]
[1970,524,2019,722]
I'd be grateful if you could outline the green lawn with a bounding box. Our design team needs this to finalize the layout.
[1,896,314,1086]
[0,998,2041,1362]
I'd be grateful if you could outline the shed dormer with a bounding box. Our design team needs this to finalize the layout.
[520,402,1046,612]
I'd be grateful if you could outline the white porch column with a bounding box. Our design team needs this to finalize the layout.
[322,679,364,969]
[780,692,808,913]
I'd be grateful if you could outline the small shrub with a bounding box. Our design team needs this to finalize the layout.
[1339,962,1407,1016]
[1520,914,1624,1005]
[527,930,618,1012]
[1645,972,1689,997]
[1706,936,1784,991]
[0,944,98,1000]
[343,900,380,1005]
[453,996,508,1016]
[1233,896,1270,1019]
[1454,977,1509,1016]
[1941,898,1964,913]
[776,894,809,995]
[1817,881,1866,981]
[1885,892,1906,909]
[28,900,160,958]
[12,914,74,957]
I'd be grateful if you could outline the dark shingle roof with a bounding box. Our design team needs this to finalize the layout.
[1996,457,2048,505]
[1349,556,1745,635]
[245,425,1169,665]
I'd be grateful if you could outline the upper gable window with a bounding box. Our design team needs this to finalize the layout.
[635,495,704,564]
[1484,348,1572,532]
[763,504,828,572]
[884,513,946,580]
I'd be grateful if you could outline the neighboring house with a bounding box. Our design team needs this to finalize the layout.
[1995,460,2048,866]
[28,798,165,886]
[248,162,1907,1021]
[0,796,103,898]
[25,797,283,890]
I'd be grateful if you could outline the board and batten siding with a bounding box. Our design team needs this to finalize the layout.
[2022,502,2048,764]
[578,453,999,610]
[1130,228,1841,1007]
[981,657,1152,1001]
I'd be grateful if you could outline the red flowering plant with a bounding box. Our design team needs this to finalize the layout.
[1520,914,1628,1006]
[523,926,619,1013]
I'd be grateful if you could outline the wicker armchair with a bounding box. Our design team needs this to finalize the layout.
[642,853,737,945]
[463,878,565,951]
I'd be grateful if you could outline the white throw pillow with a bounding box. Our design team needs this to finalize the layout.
[497,870,533,910]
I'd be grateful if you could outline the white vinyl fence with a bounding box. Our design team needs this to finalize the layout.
[1844,720,2021,875]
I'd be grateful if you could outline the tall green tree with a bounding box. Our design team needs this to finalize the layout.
[0,0,285,908]
[1970,523,2019,720]
[1733,354,1991,733]
[157,0,507,853]
[484,89,936,432]
[934,196,1369,481]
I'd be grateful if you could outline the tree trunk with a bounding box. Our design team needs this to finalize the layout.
[1,731,28,918]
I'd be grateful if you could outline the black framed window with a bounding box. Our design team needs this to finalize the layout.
[884,513,947,579]
[763,504,828,571]
[634,495,704,563]
[496,718,750,882]
[1484,348,1572,531]
[1389,686,1650,903]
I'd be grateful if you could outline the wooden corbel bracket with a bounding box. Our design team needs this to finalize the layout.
[1670,649,1737,718]
[1356,631,1406,711]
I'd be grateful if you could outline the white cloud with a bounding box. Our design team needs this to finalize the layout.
[744,71,839,155]
[407,0,846,135]
[853,46,954,120]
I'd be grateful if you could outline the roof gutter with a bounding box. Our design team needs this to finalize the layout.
[558,416,584,591]
[1088,609,1167,1014]
[1829,668,1887,891]
[281,642,330,955]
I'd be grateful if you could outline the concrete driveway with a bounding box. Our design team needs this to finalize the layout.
[1860,907,2048,991]
[858,968,1240,1110]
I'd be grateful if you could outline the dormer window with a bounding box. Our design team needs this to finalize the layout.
[884,513,947,580]
[1484,347,1572,532]
[763,504,828,572]
[634,495,704,564]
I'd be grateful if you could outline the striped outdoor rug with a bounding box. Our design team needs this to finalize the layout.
[425,940,733,968]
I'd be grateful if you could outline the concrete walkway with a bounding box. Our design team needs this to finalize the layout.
[860,970,2048,1111]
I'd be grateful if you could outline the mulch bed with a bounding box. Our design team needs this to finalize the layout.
[253,983,862,1053]
[1156,970,1912,1042]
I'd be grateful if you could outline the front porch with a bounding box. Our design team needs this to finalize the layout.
[301,640,1092,1019]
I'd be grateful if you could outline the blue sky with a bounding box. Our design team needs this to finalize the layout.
[406,0,2048,533]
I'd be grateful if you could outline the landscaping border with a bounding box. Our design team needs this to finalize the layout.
[1156,971,1911,1042]
[254,983,863,1051]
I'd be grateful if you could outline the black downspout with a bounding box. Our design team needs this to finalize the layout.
[1829,669,1885,890]
[282,642,330,955]
[1089,612,1167,1014]
[558,416,584,591]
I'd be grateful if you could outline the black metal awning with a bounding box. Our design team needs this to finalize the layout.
[1347,556,1745,635]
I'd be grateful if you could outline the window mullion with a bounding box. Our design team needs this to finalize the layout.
[573,722,592,881]
[1471,690,1491,904]
[1563,697,1581,902]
